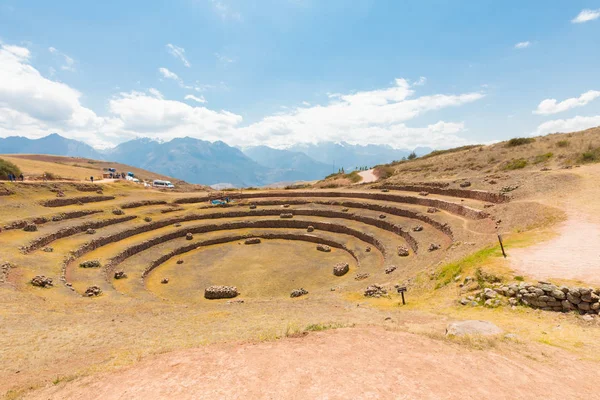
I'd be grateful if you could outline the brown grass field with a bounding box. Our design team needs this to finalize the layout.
[2,129,600,399]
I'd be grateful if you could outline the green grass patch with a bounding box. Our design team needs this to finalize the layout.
[556,140,569,148]
[304,322,348,332]
[435,246,500,289]
[506,137,535,147]
[502,158,528,170]
[533,152,553,164]
[420,145,481,160]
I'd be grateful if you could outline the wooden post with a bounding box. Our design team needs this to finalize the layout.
[498,234,507,258]
[396,286,407,305]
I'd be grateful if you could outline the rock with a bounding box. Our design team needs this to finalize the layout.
[290,288,308,298]
[581,314,594,322]
[426,207,440,213]
[379,214,386,219]
[459,181,471,188]
[551,289,566,300]
[307,226,315,232]
[316,244,331,252]
[186,232,193,240]
[161,278,169,284]
[419,191,429,196]
[204,285,239,299]
[500,185,519,193]
[460,298,469,306]
[23,223,38,232]
[385,265,397,274]
[381,189,389,192]
[42,247,53,253]
[31,275,53,288]
[280,213,293,219]
[114,271,127,279]
[112,209,124,215]
[244,238,261,245]
[283,204,290,208]
[342,208,349,212]
[176,260,184,264]
[174,223,182,227]
[445,320,503,337]
[96,190,103,194]
[364,284,387,298]
[227,299,245,304]
[249,204,257,209]
[84,286,102,297]
[428,243,441,252]
[86,228,96,235]
[412,225,424,232]
[79,260,101,268]
[397,246,410,257]
[144,217,152,222]
[578,302,591,311]
[365,246,371,252]
[483,288,497,299]
[355,273,370,281]
[333,262,349,276]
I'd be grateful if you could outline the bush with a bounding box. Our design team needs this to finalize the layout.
[503,158,528,170]
[533,152,553,164]
[373,165,394,179]
[556,140,569,148]
[0,158,22,180]
[579,147,600,163]
[407,151,417,160]
[44,171,57,180]
[506,137,535,147]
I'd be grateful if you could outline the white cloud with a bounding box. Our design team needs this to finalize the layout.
[158,67,179,81]
[49,46,76,71]
[211,0,242,20]
[166,43,190,68]
[514,41,531,49]
[0,43,484,150]
[184,94,207,103]
[533,115,600,136]
[215,53,234,64]
[572,9,600,23]
[533,90,600,115]
[413,77,427,86]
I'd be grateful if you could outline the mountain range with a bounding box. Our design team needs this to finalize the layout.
[0,134,431,187]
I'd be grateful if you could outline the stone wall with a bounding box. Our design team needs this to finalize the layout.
[41,195,115,207]
[103,219,384,279]
[174,191,488,220]
[379,184,510,204]
[22,215,136,253]
[120,200,168,209]
[471,281,600,314]
[236,199,454,240]
[141,232,360,279]
[2,210,102,232]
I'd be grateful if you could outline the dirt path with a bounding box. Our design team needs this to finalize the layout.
[357,168,378,184]
[26,326,599,400]
[510,164,600,284]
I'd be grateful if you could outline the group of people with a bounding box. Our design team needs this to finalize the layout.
[6,173,24,182]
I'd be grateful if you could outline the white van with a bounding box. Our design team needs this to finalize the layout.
[152,180,175,188]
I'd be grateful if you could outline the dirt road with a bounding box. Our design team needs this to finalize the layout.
[26,326,599,400]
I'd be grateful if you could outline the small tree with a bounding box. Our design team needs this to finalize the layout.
[407,151,417,160]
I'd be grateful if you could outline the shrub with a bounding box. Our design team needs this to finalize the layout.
[44,171,58,180]
[556,140,569,148]
[373,165,395,179]
[506,137,535,147]
[407,151,417,160]
[0,158,22,180]
[533,152,553,164]
[579,148,600,163]
[503,158,528,170]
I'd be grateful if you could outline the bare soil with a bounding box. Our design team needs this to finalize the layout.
[25,326,598,400]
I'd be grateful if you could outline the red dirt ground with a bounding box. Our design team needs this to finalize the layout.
[26,326,598,400]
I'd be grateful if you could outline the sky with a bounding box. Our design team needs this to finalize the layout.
[0,0,599,150]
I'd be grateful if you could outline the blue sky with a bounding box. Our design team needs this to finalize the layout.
[0,0,599,149]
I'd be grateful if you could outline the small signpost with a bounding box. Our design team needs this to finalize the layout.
[498,234,507,258]
[396,285,407,305]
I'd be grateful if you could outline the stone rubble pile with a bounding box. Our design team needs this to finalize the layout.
[316,244,331,252]
[114,270,127,279]
[290,288,308,298]
[385,265,397,274]
[412,225,423,232]
[244,238,261,245]
[279,213,293,219]
[85,286,102,297]
[364,284,387,298]
[31,275,53,287]
[397,246,409,257]
[204,285,239,299]
[333,262,349,276]
[79,260,101,268]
